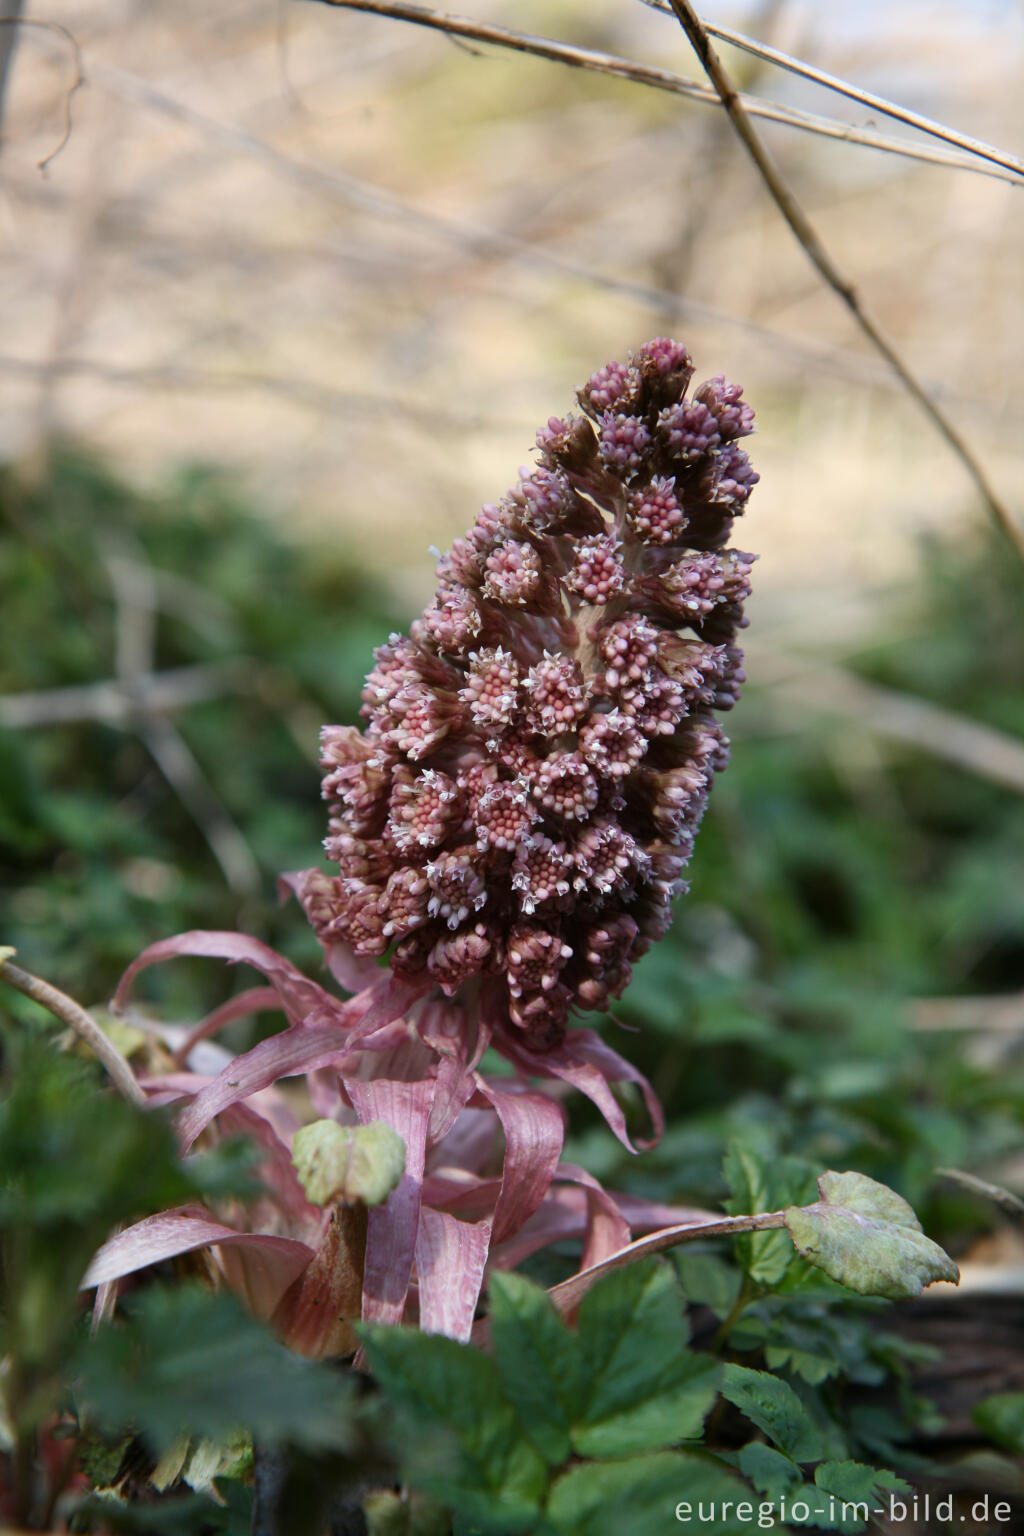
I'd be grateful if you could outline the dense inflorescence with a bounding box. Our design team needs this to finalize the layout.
[313,340,758,1050]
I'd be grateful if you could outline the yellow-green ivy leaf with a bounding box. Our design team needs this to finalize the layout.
[784,1172,958,1301]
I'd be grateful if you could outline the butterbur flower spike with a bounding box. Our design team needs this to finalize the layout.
[309,338,758,1052]
[94,341,756,1345]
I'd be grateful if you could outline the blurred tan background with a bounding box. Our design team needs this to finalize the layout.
[2,0,1022,648]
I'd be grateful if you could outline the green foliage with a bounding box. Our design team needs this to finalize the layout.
[361,1261,932,1534]
[972,1393,1024,1453]
[76,1285,356,1456]
[0,453,399,1009]
[360,1324,547,1532]
[782,1172,959,1300]
[546,1452,747,1536]
[721,1365,825,1464]
[0,1030,189,1441]
[0,1022,395,1531]
[723,1142,817,1287]
[363,1260,731,1533]
[4,459,1024,1531]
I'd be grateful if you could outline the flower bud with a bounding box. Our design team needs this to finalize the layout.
[314,342,759,1049]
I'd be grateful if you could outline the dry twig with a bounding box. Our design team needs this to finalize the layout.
[308,0,1024,187]
[755,653,1024,798]
[0,954,146,1107]
[0,660,254,729]
[549,1210,788,1315]
[936,1168,1024,1220]
[640,0,1024,184]
[58,68,1000,400]
[911,994,1024,1035]
[105,549,262,899]
[0,353,510,432]
[0,15,83,170]
[664,0,1024,564]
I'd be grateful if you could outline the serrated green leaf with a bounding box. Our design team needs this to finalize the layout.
[973,1391,1024,1452]
[794,1461,912,1531]
[569,1258,719,1455]
[574,1258,687,1419]
[572,1351,722,1459]
[674,1252,742,1319]
[723,1144,817,1286]
[292,1119,405,1207]
[361,1325,547,1530]
[745,1312,849,1387]
[736,1441,802,1499]
[488,1271,580,1466]
[783,1172,959,1300]
[77,1285,354,1455]
[814,1460,910,1503]
[721,1365,825,1463]
[547,1450,747,1536]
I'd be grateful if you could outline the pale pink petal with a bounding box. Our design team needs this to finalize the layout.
[345,1031,434,1093]
[488,1177,679,1273]
[429,1105,500,1177]
[488,1196,589,1272]
[271,1208,365,1358]
[114,930,340,1025]
[501,1027,664,1152]
[171,987,281,1067]
[83,1205,313,1315]
[420,996,490,1078]
[345,1078,435,1326]
[421,1172,502,1221]
[474,1082,565,1246]
[348,972,432,1038]
[556,1161,631,1269]
[307,1067,344,1119]
[216,1102,324,1243]
[177,1016,408,1151]
[415,1208,492,1342]
[427,1052,478,1146]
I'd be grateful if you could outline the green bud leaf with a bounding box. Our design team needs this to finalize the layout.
[784,1171,959,1300]
[292,1119,405,1208]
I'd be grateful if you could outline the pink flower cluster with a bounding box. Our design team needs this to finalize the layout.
[92,341,757,1348]
[311,339,757,1050]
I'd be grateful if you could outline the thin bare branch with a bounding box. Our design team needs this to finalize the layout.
[665,0,1024,563]
[0,16,84,171]
[105,550,262,901]
[307,0,1024,187]
[22,25,1020,420]
[936,1168,1024,1220]
[756,654,1024,798]
[910,993,1024,1034]
[29,78,991,400]
[0,956,147,1107]
[137,714,262,898]
[0,660,254,729]
[640,0,1024,184]
[0,353,510,432]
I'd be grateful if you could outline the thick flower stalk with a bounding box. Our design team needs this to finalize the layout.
[90,340,757,1346]
[311,338,757,1050]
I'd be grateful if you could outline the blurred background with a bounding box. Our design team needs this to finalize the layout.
[2,0,1024,1267]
